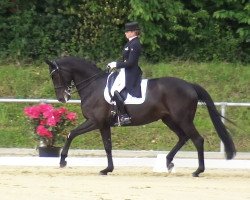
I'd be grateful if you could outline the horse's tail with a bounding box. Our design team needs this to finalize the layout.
[192,83,236,160]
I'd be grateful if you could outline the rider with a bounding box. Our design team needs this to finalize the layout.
[107,21,142,126]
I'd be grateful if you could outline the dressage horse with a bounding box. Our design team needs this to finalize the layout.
[46,56,236,177]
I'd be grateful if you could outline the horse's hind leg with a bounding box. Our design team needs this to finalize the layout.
[181,122,205,177]
[162,117,189,172]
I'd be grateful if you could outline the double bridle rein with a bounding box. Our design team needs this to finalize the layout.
[50,61,106,96]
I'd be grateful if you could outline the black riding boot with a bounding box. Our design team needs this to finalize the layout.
[113,90,131,126]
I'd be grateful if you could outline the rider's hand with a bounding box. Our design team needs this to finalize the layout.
[107,62,117,69]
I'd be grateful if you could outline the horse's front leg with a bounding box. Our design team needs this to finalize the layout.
[60,119,97,168]
[99,127,114,175]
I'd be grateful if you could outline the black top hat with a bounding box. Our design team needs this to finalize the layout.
[124,22,140,32]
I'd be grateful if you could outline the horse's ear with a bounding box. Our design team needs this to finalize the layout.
[45,59,53,66]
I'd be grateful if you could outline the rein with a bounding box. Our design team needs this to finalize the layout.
[70,71,106,94]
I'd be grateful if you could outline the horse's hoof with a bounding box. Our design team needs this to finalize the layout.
[60,161,67,168]
[99,170,108,175]
[167,162,174,173]
[99,167,113,175]
[192,168,204,177]
[192,172,199,177]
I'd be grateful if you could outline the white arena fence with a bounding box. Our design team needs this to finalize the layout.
[0,98,250,153]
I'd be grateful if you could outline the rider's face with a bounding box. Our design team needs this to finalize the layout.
[125,31,136,40]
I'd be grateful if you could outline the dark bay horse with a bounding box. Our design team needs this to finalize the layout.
[46,56,236,177]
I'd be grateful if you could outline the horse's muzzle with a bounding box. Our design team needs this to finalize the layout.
[57,93,70,103]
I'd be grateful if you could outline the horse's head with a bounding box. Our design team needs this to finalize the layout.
[46,59,72,103]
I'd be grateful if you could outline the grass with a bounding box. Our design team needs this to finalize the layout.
[0,61,249,151]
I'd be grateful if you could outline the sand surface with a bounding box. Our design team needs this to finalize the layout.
[0,166,249,200]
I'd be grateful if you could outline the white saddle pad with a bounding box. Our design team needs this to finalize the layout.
[104,72,148,105]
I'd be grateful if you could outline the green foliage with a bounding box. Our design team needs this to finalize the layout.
[129,0,249,62]
[213,0,250,41]
[0,0,130,62]
[213,0,250,62]
[129,0,186,61]
[66,0,129,61]
[0,0,249,63]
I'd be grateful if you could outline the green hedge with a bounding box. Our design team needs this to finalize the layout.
[0,0,249,63]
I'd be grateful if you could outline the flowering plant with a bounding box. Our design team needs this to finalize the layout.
[24,103,77,147]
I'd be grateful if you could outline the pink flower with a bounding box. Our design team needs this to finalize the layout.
[46,115,57,126]
[24,106,41,119]
[36,125,53,138]
[41,104,54,119]
[24,103,77,145]
[57,107,67,115]
[43,110,53,118]
[66,112,77,121]
[52,109,62,123]
[39,104,53,113]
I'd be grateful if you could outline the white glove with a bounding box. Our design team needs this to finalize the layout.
[107,61,117,69]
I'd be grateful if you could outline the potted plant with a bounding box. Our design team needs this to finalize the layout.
[24,103,77,157]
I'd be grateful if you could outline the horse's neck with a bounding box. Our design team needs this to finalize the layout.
[72,65,101,83]
[73,72,107,101]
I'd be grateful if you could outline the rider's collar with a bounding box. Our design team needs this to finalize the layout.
[129,36,137,41]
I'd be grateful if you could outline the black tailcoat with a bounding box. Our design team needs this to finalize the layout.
[116,37,142,98]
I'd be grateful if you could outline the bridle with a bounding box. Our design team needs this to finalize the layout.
[50,61,106,96]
